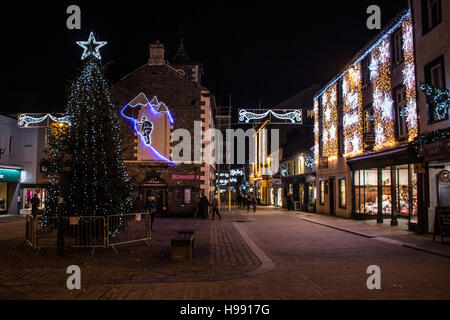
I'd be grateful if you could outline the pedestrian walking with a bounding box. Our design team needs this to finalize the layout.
[251,195,257,213]
[30,193,40,217]
[286,193,294,211]
[211,195,221,220]
[146,195,157,231]
[237,193,242,209]
[199,193,209,219]
[245,194,250,212]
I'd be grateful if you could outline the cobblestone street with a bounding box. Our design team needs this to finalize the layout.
[1,207,450,300]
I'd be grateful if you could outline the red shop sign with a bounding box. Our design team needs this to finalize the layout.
[171,174,201,181]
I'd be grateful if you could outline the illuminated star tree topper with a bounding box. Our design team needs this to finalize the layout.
[76,32,107,60]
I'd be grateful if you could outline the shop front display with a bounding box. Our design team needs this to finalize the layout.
[22,187,47,212]
[353,164,417,223]
[0,168,21,214]
[0,182,7,213]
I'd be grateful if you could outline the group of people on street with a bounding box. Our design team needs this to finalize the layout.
[197,193,221,220]
[237,193,257,213]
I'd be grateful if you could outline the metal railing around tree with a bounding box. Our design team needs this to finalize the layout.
[25,213,152,253]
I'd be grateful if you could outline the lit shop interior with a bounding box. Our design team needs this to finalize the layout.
[20,185,47,214]
[353,164,417,223]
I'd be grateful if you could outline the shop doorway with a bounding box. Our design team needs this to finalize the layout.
[139,188,168,216]
[329,177,335,216]
[138,175,168,216]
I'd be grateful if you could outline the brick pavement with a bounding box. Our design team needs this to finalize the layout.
[0,212,261,299]
[1,208,450,300]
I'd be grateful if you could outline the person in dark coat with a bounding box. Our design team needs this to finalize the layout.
[199,193,209,219]
[245,194,251,212]
[251,195,257,213]
[145,196,157,231]
[30,193,40,217]
[211,195,221,220]
[286,193,294,211]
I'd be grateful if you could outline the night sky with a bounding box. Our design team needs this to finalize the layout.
[1,0,407,113]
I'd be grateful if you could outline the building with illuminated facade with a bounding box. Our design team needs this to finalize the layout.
[314,2,449,233]
[0,114,50,215]
[113,42,217,216]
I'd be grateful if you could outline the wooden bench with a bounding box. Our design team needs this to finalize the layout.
[433,207,450,242]
[171,230,195,261]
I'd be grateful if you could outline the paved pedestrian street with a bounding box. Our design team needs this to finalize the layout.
[0,207,449,300]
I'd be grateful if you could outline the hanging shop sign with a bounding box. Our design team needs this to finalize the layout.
[141,176,167,187]
[440,170,450,183]
[171,174,201,181]
[419,138,450,162]
[319,157,328,168]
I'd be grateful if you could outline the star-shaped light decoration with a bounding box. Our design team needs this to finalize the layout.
[351,134,361,153]
[329,124,336,141]
[76,32,107,60]
[324,108,331,122]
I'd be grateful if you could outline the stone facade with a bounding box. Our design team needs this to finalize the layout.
[112,44,216,216]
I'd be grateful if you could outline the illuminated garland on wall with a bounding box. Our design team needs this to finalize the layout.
[372,39,396,151]
[314,9,422,159]
[313,99,320,164]
[342,64,363,157]
[402,17,419,141]
[321,84,338,159]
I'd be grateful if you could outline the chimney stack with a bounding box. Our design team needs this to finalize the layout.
[148,42,165,65]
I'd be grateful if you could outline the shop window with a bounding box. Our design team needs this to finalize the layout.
[175,187,192,205]
[411,168,418,223]
[184,188,191,205]
[394,165,417,220]
[338,178,346,209]
[319,180,325,205]
[381,168,392,214]
[0,182,7,212]
[354,169,378,215]
[22,188,46,211]
[308,184,316,206]
[175,188,182,203]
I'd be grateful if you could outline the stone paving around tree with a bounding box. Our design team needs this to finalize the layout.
[1,207,450,300]
[0,213,261,299]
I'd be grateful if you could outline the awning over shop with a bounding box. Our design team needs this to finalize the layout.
[346,146,421,171]
[0,168,21,182]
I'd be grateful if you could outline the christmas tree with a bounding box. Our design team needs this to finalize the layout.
[44,32,133,217]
